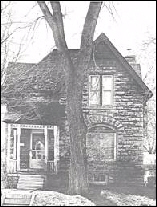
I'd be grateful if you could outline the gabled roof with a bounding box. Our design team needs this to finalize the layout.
[94,33,153,99]
[4,33,153,101]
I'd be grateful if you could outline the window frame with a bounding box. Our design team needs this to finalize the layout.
[89,74,114,107]
[102,75,114,106]
[86,132,117,161]
[30,132,45,160]
[89,75,101,106]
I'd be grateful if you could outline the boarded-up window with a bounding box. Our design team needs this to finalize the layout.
[89,75,113,106]
[86,132,116,161]
[99,133,115,160]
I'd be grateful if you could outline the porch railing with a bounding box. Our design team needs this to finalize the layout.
[47,160,54,173]
[47,160,59,174]
[7,159,59,174]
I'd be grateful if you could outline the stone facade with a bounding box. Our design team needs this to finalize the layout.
[83,61,145,183]
[57,39,148,184]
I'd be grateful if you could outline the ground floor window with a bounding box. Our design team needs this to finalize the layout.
[86,132,116,161]
[86,128,116,183]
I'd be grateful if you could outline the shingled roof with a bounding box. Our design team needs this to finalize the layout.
[3,102,65,125]
[4,33,153,101]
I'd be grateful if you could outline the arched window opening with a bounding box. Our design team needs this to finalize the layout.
[87,124,117,161]
[86,124,117,183]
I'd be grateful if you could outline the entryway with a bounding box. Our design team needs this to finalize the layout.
[29,132,46,169]
[6,124,59,174]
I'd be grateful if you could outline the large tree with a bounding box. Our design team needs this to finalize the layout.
[37,1,102,195]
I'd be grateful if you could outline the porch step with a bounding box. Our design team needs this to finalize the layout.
[5,193,32,199]
[17,184,43,189]
[2,192,32,206]
[18,181,44,185]
[3,204,29,206]
[19,174,44,178]
[19,178,44,182]
[4,198,30,205]
[17,174,45,190]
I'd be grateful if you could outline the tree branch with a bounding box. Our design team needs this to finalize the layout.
[37,1,67,51]
[80,1,102,50]
[50,1,66,47]
[37,0,75,79]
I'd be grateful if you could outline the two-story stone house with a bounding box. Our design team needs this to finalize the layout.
[2,33,152,189]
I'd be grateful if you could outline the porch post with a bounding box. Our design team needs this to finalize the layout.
[54,126,59,173]
[7,124,11,172]
[44,126,48,164]
[17,124,21,171]
[13,129,17,160]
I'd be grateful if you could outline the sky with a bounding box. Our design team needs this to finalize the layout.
[2,1,156,77]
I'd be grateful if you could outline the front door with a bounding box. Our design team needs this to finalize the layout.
[29,132,46,169]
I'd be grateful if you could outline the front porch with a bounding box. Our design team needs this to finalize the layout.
[6,123,60,174]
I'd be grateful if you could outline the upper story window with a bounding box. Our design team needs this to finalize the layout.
[89,75,113,106]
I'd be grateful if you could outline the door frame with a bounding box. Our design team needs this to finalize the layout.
[29,130,46,169]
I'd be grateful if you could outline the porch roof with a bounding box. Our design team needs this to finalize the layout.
[3,102,65,125]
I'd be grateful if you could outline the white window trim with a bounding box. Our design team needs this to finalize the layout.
[89,75,114,107]
[102,75,114,106]
[89,75,100,106]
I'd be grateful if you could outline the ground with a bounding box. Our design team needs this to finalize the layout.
[32,191,95,206]
[87,184,156,206]
[1,172,156,206]
[2,185,156,206]
[43,171,156,206]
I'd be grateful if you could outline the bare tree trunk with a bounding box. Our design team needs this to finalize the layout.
[37,1,102,195]
[66,61,88,194]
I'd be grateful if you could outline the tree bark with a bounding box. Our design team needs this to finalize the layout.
[37,1,102,195]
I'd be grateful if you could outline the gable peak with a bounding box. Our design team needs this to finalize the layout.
[95,33,109,43]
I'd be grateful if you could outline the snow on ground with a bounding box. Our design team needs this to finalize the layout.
[32,191,96,206]
[101,190,156,206]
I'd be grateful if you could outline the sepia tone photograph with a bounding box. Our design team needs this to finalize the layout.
[1,1,156,206]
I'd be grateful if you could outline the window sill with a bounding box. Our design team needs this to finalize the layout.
[89,181,107,185]
[88,105,114,110]
[103,159,116,163]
